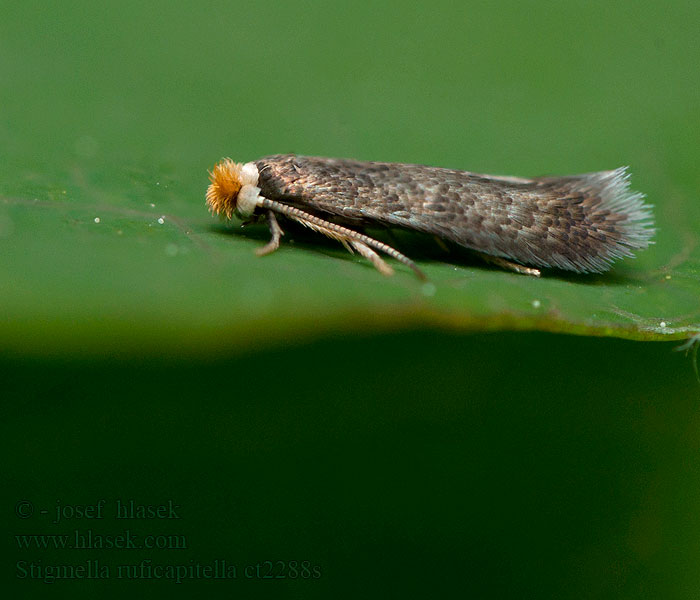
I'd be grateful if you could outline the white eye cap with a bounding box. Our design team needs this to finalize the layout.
[235,162,261,218]
[239,162,259,187]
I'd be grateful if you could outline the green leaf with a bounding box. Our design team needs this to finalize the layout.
[1,0,699,357]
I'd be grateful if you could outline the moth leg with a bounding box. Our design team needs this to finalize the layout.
[338,238,354,254]
[480,253,541,277]
[255,210,284,256]
[259,197,427,280]
[350,241,394,277]
[240,216,261,227]
[287,216,391,276]
[432,235,450,253]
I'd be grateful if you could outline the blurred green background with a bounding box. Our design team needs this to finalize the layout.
[2,0,700,597]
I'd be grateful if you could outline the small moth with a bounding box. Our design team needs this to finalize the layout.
[206,154,654,280]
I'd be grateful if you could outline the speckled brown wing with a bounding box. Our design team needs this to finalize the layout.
[255,154,654,273]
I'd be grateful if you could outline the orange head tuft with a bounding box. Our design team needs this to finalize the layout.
[206,158,246,219]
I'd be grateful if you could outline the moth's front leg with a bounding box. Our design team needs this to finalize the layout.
[255,210,285,256]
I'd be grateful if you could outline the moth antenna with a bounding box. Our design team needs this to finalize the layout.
[260,198,427,280]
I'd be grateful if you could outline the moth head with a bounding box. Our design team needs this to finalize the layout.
[206,159,260,219]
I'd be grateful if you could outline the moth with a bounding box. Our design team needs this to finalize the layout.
[206,154,654,280]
